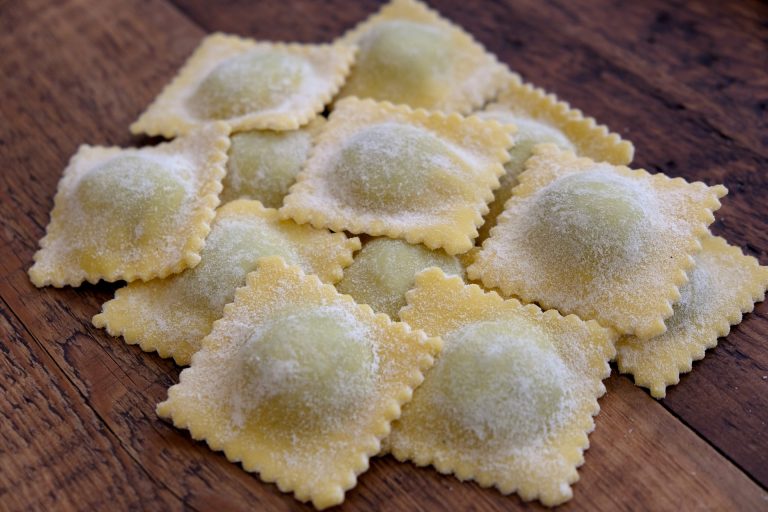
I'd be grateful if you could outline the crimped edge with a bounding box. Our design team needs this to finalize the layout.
[469,143,726,340]
[165,122,231,280]
[92,283,195,366]
[281,96,513,255]
[92,199,361,366]
[392,267,616,506]
[28,122,230,288]
[221,198,362,284]
[485,68,634,165]
[336,0,507,114]
[131,33,357,138]
[617,234,768,398]
[221,116,328,205]
[156,256,441,509]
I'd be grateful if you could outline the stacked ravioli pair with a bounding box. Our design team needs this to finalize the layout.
[29,0,768,509]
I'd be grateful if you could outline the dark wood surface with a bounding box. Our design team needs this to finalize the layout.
[1,0,767,510]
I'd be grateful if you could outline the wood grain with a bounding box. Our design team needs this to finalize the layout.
[169,0,768,488]
[1,0,766,510]
[0,297,181,511]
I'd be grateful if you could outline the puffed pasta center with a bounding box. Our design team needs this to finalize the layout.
[224,130,312,207]
[506,117,574,173]
[178,218,300,311]
[337,238,462,318]
[429,319,571,447]
[75,155,188,272]
[330,123,466,213]
[529,169,656,270]
[77,155,187,233]
[665,262,709,330]
[190,49,308,119]
[237,305,377,431]
[356,21,449,105]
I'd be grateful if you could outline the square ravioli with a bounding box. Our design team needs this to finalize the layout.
[280,97,513,255]
[617,234,768,398]
[336,237,465,320]
[221,118,324,208]
[29,123,229,287]
[93,199,360,365]
[475,70,635,241]
[336,0,506,113]
[390,267,616,506]
[156,257,441,509]
[131,33,355,138]
[469,144,727,340]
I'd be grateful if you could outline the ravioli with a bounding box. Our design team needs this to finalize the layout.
[476,71,635,241]
[336,238,463,319]
[220,118,324,207]
[281,97,513,255]
[336,0,505,112]
[156,257,441,509]
[389,267,616,506]
[28,123,229,287]
[131,33,355,137]
[93,199,360,365]
[617,234,768,398]
[469,144,727,340]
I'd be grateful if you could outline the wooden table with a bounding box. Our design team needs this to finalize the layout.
[1,1,767,510]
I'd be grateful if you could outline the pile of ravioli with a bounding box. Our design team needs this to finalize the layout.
[29,0,768,509]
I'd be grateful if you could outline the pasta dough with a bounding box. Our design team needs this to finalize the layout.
[131,33,355,137]
[336,238,463,319]
[156,257,441,509]
[281,97,513,255]
[390,267,616,506]
[29,123,229,287]
[617,234,768,398]
[93,199,359,365]
[469,144,727,339]
[336,0,505,112]
[476,72,635,241]
[220,118,324,207]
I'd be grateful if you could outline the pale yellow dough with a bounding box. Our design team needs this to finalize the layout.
[336,0,506,112]
[93,199,360,365]
[389,267,616,506]
[156,257,441,509]
[617,234,768,398]
[221,118,324,207]
[336,237,463,319]
[131,33,355,137]
[29,123,229,287]
[476,71,635,241]
[281,97,513,255]
[469,144,726,340]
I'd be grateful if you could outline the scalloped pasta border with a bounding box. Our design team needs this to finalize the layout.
[616,234,768,398]
[468,143,727,339]
[336,0,507,114]
[484,69,635,165]
[28,122,230,287]
[391,267,616,506]
[92,199,361,365]
[280,96,514,255]
[156,257,441,509]
[130,33,356,138]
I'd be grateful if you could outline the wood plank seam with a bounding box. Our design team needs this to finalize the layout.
[656,394,768,491]
[4,281,763,504]
[150,1,768,490]
[1,0,766,507]
[163,0,209,39]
